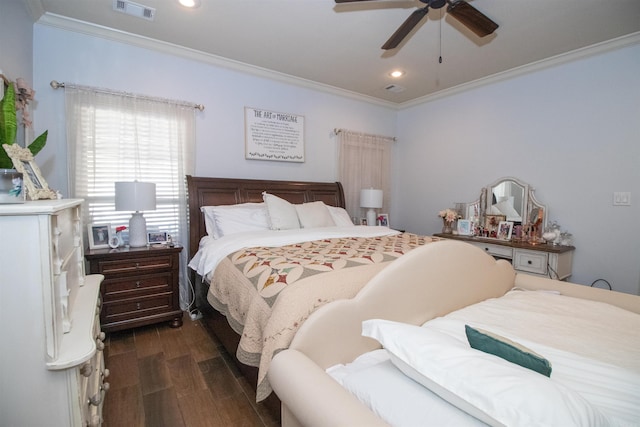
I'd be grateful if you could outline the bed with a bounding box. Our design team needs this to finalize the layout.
[185,176,434,411]
[269,240,640,427]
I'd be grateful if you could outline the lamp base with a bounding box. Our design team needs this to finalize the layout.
[128,212,148,247]
[366,208,377,226]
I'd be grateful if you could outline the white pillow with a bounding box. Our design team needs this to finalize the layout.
[327,206,354,227]
[295,201,335,228]
[262,192,301,230]
[362,319,610,427]
[202,203,269,238]
[201,206,221,239]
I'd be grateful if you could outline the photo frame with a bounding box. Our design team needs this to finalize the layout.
[87,223,112,249]
[377,213,389,227]
[2,143,57,200]
[360,218,368,226]
[457,219,473,236]
[148,231,168,244]
[497,221,514,240]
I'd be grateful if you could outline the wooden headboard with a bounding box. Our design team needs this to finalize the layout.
[186,175,346,262]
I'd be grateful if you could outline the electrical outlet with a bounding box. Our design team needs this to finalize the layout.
[613,192,631,206]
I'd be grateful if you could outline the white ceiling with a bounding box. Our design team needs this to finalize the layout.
[25,0,640,106]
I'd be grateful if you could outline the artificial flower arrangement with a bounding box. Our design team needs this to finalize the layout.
[438,208,460,223]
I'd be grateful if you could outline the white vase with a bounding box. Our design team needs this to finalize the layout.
[0,169,25,204]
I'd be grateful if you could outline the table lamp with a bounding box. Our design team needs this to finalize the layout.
[360,188,383,226]
[115,181,156,247]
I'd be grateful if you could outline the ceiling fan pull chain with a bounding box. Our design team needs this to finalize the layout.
[439,8,443,63]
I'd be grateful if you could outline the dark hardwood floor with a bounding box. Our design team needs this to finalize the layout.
[103,312,280,427]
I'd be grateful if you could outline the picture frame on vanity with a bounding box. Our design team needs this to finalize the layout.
[360,218,368,226]
[497,221,514,240]
[88,223,112,249]
[2,143,57,200]
[148,231,168,244]
[457,219,473,236]
[377,213,389,227]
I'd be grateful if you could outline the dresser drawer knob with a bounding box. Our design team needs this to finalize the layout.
[136,302,141,310]
[136,281,141,288]
[527,260,533,265]
[135,262,140,269]
[80,362,93,377]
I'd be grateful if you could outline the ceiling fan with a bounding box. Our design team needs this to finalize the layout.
[335,0,498,50]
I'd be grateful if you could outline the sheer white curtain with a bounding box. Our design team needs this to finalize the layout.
[337,130,394,220]
[65,87,195,308]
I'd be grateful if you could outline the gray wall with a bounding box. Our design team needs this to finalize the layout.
[394,42,640,295]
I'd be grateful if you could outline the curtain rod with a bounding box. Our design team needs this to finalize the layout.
[333,128,396,142]
[50,80,205,111]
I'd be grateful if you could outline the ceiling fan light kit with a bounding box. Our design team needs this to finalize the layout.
[336,0,498,50]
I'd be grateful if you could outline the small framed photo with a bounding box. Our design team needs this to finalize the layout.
[377,213,389,227]
[360,218,368,226]
[2,143,57,200]
[87,223,112,249]
[148,231,168,244]
[497,221,514,240]
[457,219,473,236]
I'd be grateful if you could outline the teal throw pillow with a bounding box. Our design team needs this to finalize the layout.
[465,325,552,377]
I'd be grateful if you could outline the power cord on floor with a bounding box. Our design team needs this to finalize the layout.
[185,273,203,321]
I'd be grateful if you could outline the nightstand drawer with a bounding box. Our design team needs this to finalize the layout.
[102,292,174,323]
[102,272,172,301]
[514,249,548,275]
[95,255,175,275]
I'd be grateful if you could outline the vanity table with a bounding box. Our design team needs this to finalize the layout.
[438,177,575,280]
[433,234,574,280]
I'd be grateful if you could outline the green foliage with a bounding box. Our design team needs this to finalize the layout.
[0,83,48,169]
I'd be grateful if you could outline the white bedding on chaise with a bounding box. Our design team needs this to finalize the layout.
[327,289,640,426]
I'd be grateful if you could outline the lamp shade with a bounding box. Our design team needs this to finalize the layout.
[115,181,156,212]
[360,188,383,209]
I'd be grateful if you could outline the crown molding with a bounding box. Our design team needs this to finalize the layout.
[399,31,640,109]
[34,13,640,111]
[36,13,397,110]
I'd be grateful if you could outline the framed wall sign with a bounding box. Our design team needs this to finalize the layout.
[245,107,304,162]
[2,143,57,200]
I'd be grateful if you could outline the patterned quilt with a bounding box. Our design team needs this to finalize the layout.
[205,232,434,401]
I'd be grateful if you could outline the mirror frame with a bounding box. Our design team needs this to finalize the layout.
[464,176,547,229]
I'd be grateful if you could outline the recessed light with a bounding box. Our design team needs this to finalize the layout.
[178,0,201,8]
[390,70,404,78]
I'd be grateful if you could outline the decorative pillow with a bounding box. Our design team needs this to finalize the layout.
[465,325,552,377]
[362,319,609,427]
[202,203,269,238]
[262,192,300,230]
[295,201,335,228]
[327,206,354,227]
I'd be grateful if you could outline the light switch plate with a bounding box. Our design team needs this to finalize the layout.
[613,192,631,206]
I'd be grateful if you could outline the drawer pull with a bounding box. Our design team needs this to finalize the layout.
[136,302,141,310]
[484,247,489,251]
[528,260,532,265]
[136,281,141,288]
[80,363,93,377]
[135,262,140,269]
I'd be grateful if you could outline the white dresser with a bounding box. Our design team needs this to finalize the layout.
[0,199,107,426]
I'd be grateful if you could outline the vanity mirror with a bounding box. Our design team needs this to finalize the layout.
[464,176,547,231]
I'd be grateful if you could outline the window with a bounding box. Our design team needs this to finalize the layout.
[337,130,394,219]
[65,87,195,307]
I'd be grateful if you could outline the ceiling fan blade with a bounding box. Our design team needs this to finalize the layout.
[447,0,498,37]
[382,7,429,50]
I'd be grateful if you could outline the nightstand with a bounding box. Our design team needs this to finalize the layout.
[85,245,183,332]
